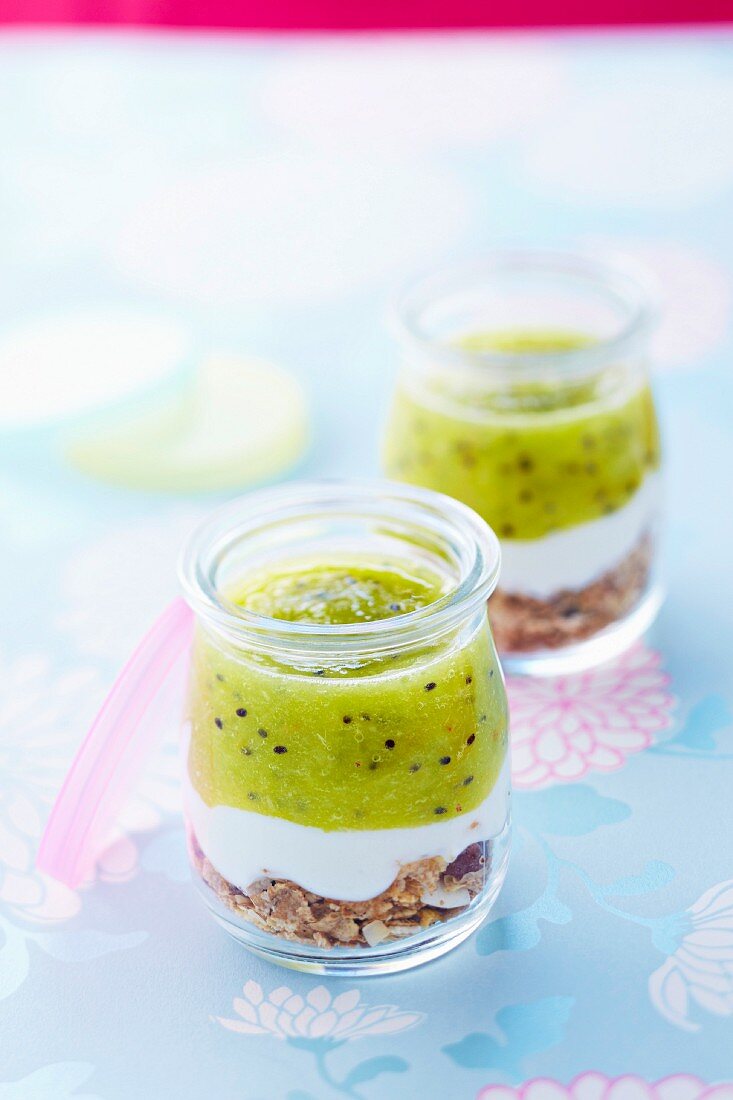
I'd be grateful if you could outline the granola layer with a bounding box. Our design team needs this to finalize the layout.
[190,832,488,949]
[489,533,652,652]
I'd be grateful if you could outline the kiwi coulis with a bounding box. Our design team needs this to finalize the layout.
[383,329,660,540]
[187,555,507,831]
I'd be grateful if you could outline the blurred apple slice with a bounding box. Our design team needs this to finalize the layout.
[0,312,189,429]
[66,353,309,493]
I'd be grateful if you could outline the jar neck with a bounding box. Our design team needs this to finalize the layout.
[398,342,650,420]
[393,249,657,398]
[179,479,500,661]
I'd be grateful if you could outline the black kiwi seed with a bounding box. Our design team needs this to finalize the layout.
[467,734,476,745]
[501,523,516,538]
[425,682,437,692]
[489,669,494,677]
[313,668,326,676]
[389,603,401,612]
[241,746,252,756]
[273,745,287,754]
[214,717,223,729]
[385,739,395,749]
[465,675,473,685]
[247,791,259,801]
[343,715,352,724]
[409,763,422,773]
[216,673,225,682]
[258,728,268,738]
[517,455,534,472]
[434,806,447,815]
[479,713,487,722]
[463,775,474,786]
[361,713,371,721]
[236,708,248,718]
[439,755,451,765]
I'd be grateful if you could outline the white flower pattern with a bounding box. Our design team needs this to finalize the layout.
[113,155,472,307]
[650,880,733,1032]
[524,74,733,208]
[216,980,423,1041]
[262,39,565,154]
[0,655,97,923]
[57,508,205,663]
[0,651,182,921]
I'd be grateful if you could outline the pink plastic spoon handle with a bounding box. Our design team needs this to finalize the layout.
[37,598,195,888]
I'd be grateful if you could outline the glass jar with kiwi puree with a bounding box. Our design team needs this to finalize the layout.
[383,250,664,676]
[179,479,510,976]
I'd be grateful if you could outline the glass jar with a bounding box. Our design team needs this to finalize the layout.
[178,480,510,975]
[383,250,663,676]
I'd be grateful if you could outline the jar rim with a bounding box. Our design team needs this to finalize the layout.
[392,248,659,382]
[178,478,501,655]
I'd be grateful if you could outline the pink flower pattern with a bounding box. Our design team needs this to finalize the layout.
[479,1073,733,1100]
[0,650,181,924]
[508,646,676,790]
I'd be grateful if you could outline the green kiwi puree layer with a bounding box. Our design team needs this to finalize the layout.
[383,329,660,540]
[187,556,507,831]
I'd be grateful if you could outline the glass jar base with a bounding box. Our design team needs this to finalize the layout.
[501,581,664,678]
[198,826,510,976]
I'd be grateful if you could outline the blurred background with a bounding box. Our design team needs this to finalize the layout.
[2,16,732,651]
[2,0,732,664]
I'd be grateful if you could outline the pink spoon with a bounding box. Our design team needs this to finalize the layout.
[37,598,194,888]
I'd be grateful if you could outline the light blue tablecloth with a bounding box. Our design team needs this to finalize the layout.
[1,29,732,1100]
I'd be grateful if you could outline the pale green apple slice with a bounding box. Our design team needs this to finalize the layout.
[66,353,309,492]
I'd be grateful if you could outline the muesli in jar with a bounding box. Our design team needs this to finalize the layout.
[384,251,662,673]
[179,480,510,974]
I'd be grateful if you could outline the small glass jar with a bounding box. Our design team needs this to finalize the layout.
[383,250,663,675]
[178,480,510,975]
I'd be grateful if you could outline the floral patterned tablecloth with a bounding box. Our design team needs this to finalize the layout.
[1,28,732,1100]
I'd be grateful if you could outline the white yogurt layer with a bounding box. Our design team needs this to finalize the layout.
[185,757,510,902]
[499,472,660,599]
